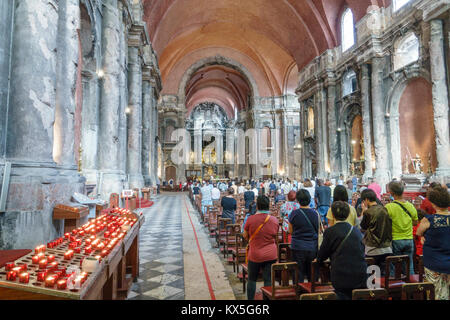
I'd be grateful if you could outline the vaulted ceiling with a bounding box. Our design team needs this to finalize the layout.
[143,0,391,117]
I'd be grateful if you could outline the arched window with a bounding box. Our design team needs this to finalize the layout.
[343,69,357,97]
[393,0,411,12]
[393,33,419,71]
[341,8,355,52]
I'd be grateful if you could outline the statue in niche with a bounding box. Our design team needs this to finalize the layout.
[411,154,423,174]
[307,107,315,136]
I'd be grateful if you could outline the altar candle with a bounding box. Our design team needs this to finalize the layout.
[19,272,30,284]
[39,259,48,269]
[57,279,67,290]
[5,262,15,271]
[6,271,17,281]
[45,276,56,288]
[47,255,55,263]
[37,270,48,282]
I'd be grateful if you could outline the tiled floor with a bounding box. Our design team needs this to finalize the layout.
[127,194,185,300]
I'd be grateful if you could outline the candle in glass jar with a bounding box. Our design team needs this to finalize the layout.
[19,264,28,272]
[39,259,48,269]
[6,271,17,281]
[37,270,48,282]
[19,272,30,284]
[47,255,55,263]
[64,233,70,239]
[49,261,58,270]
[84,246,92,254]
[69,242,77,249]
[101,250,108,258]
[74,247,81,254]
[71,229,77,235]
[57,279,67,290]
[5,262,15,271]
[32,255,40,264]
[64,250,74,260]
[45,276,56,288]
[104,231,110,238]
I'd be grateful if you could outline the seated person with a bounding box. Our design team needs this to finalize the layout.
[317,201,368,300]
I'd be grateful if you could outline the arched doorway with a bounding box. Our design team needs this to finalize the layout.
[399,78,437,174]
[350,115,364,175]
[165,166,177,182]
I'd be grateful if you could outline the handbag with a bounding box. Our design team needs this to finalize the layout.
[245,214,271,264]
[298,209,324,250]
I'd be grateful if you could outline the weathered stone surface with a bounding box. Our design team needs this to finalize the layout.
[142,80,152,185]
[361,64,374,181]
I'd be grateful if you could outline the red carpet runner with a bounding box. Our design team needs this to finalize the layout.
[136,198,154,209]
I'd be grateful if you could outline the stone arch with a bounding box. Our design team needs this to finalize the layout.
[177,55,259,108]
[386,69,432,178]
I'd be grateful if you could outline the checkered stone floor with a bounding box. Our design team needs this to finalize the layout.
[127,194,185,300]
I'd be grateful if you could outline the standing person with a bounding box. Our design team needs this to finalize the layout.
[416,186,450,300]
[352,176,358,193]
[359,189,393,276]
[303,179,316,209]
[192,182,200,201]
[315,179,332,226]
[244,185,255,211]
[274,189,285,204]
[346,180,354,204]
[326,185,358,227]
[243,196,279,300]
[281,191,300,243]
[385,181,418,275]
[269,180,277,197]
[368,177,382,201]
[200,181,213,217]
[221,187,237,224]
[156,177,161,194]
[288,190,320,283]
[252,184,259,198]
[238,183,246,194]
[317,201,368,300]
[420,182,441,215]
[211,183,221,205]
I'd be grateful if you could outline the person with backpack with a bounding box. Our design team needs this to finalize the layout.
[385,181,419,275]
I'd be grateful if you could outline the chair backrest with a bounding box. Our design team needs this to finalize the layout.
[310,260,332,292]
[278,243,292,263]
[365,257,376,266]
[352,288,388,300]
[226,224,241,239]
[401,283,435,300]
[271,262,299,299]
[385,255,410,288]
[300,292,337,300]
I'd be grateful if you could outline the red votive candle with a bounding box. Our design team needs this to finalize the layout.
[19,272,30,284]
[49,261,58,270]
[84,246,92,254]
[104,231,110,238]
[64,250,74,260]
[69,242,77,249]
[37,270,48,282]
[47,242,53,249]
[71,229,77,235]
[39,259,48,269]
[19,264,28,272]
[6,271,17,281]
[74,247,81,254]
[57,279,67,290]
[64,233,70,239]
[45,276,56,288]
[32,255,40,264]
[100,250,108,258]
[47,255,55,263]
[5,262,15,271]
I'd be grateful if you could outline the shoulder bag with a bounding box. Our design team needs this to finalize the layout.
[245,214,271,264]
[298,209,324,249]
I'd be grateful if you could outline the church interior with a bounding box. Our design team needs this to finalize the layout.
[0,0,449,302]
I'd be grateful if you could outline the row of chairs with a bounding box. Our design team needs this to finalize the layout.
[188,190,434,300]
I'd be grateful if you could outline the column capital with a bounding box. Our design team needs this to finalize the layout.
[128,22,148,48]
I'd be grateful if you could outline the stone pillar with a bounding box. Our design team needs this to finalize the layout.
[98,0,126,199]
[194,129,203,165]
[53,0,80,167]
[361,64,374,181]
[152,97,159,182]
[371,57,390,189]
[2,0,84,249]
[142,78,151,186]
[127,46,144,189]
[327,83,339,178]
[429,20,450,177]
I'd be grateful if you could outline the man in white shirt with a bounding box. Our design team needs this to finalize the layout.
[252,186,259,198]
[211,184,221,201]
[238,183,246,194]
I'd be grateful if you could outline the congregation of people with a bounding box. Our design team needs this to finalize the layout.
[189,176,450,300]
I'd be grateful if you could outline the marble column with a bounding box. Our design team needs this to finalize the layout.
[194,129,203,165]
[327,83,339,178]
[429,20,450,177]
[142,79,151,186]
[98,0,126,199]
[152,97,159,182]
[371,57,390,189]
[361,64,374,181]
[127,46,144,188]
[53,0,80,167]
